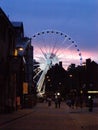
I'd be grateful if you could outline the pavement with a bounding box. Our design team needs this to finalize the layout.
[0,108,34,127]
[0,102,98,129]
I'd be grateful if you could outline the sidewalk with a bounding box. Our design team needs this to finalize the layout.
[0,108,34,127]
[0,102,98,129]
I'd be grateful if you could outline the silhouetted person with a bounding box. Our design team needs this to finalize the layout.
[55,97,58,108]
[71,98,75,109]
[47,97,51,107]
[58,97,61,108]
[88,98,93,112]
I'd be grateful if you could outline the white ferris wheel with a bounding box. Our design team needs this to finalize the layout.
[32,30,82,97]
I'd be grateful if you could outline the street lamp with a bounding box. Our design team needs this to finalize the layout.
[69,74,72,78]
[14,47,24,56]
[57,92,60,96]
[18,47,24,51]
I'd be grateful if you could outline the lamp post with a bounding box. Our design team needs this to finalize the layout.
[69,74,73,91]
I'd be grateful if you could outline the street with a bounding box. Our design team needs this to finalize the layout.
[0,101,98,130]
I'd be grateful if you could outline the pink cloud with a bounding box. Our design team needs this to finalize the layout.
[33,43,98,70]
[82,50,98,63]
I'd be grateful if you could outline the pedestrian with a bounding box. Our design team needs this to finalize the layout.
[54,95,58,108]
[66,99,71,107]
[75,96,79,109]
[58,97,61,108]
[71,98,75,109]
[47,97,52,107]
[80,97,83,110]
[88,97,93,112]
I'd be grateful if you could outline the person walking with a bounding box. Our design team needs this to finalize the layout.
[54,95,61,108]
[47,97,52,107]
[58,97,61,108]
[54,96,58,108]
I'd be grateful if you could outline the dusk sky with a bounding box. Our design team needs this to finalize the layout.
[0,0,98,65]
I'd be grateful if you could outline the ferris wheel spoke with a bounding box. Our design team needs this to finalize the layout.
[33,63,42,68]
[47,32,52,54]
[33,34,48,57]
[39,31,49,54]
[33,64,40,67]
[49,31,59,54]
[33,67,40,72]
[56,42,75,58]
[37,46,47,59]
[36,56,46,62]
[51,33,61,55]
[55,35,76,56]
[33,69,42,80]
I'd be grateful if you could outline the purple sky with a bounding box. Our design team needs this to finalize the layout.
[0,0,98,63]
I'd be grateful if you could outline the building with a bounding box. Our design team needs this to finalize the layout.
[12,22,34,108]
[0,8,16,113]
[0,8,34,113]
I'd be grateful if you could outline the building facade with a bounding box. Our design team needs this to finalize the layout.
[0,8,34,113]
[0,8,16,113]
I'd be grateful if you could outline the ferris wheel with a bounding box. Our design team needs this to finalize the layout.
[32,30,82,97]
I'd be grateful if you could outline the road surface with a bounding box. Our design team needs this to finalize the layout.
[0,101,98,130]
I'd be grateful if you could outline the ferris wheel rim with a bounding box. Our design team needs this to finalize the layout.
[32,29,83,67]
